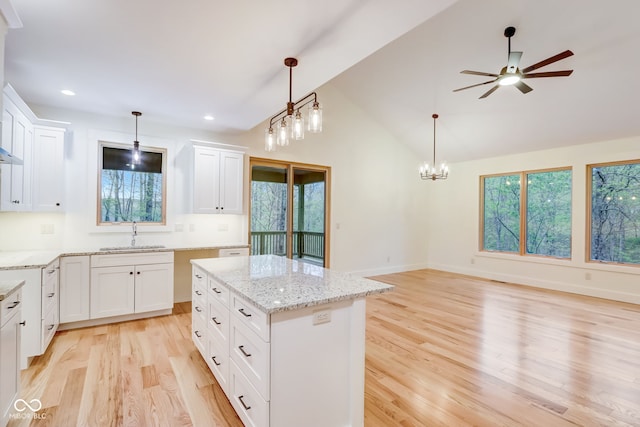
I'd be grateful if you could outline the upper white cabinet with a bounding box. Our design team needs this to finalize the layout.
[1,95,33,211]
[192,143,244,215]
[32,126,65,212]
[1,86,66,212]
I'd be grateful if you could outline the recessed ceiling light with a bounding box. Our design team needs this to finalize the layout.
[204,115,214,121]
[60,89,75,96]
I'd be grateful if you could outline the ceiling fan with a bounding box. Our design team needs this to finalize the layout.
[453,26,574,99]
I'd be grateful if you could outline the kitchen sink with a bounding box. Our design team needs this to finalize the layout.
[99,245,166,251]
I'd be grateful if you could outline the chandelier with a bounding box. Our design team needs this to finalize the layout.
[131,111,142,167]
[265,58,323,151]
[419,114,449,181]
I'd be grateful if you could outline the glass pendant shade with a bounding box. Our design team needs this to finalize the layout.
[132,140,141,167]
[277,117,290,146]
[265,127,276,152]
[308,101,322,133]
[292,109,304,140]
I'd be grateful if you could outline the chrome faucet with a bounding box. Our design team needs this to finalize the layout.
[131,221,137,247]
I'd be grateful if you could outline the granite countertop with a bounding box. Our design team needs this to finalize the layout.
[191,254,394,314]
[0,244,249,270]
[0,279,25,301]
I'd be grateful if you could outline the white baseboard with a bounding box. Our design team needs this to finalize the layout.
[58,308,173,331]
[348,262,429,278]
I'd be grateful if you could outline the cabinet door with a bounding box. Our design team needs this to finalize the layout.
[90,266,135,319]
[32,126,65,212]
[219,151,244,214]
[134,263,174,313]
[1,98,33,212]
[0,311,21,425]
[193,146,221,214]
[60,256,91,323]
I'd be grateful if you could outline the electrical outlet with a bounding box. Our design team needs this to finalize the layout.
[40,224,54,234]
[585,272,592,280]
[174,223,184,232]
[312,309,331,325]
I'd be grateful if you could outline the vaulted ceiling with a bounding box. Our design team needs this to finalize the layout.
[5,0,640,162]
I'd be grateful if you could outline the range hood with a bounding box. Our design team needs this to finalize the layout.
[0,146,23,165]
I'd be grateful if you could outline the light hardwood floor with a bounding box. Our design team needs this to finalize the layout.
[9,269,640,426]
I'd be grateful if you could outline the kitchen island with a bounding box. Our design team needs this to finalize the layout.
[191,254,393,427]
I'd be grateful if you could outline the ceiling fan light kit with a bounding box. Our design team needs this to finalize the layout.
[265,57,323,152]
[453,26,574,98]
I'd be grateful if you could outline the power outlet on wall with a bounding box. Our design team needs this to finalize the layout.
[40,224,54,234]
[312,309,331,325]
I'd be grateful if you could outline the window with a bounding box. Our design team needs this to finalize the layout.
[98,142,166,225]
[481,168,572,258]
[588,160,640,265]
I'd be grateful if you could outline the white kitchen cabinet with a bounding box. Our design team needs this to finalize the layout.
[0,286,23,426]
[90,252,174,320]
[32,126,65,212]
[1,94,33,212]
[192,143,244,214]
[59,256,91,323]
[0,259,59,369]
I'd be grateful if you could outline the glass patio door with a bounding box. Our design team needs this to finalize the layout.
[250,159,330,267]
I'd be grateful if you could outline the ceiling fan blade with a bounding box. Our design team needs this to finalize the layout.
[522,70,574,78]
[514,81,533,94]
[460,70,500,77]
[479,85,500,99]
[506,51,522,73]
[453,79,497,92]
[521,50,574,73]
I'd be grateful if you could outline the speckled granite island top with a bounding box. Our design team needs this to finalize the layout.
[0,280,25,301]
[191,254,393,314]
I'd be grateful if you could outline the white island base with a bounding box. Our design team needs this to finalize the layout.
[191,255,392,427]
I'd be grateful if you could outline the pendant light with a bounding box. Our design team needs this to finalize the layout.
[264,57,323,151]
[419,114,449,181]
[132,111,142,167]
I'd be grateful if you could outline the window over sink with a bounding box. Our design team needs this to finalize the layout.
[98,141,167,225]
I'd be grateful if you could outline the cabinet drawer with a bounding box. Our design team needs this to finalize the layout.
[230,316,270,400]
[209,277,230,308]
[42,302,58,351]
[42,259,59,286]
[0,288,22,327]
[219,247,249,257]
[231,294,269,342]
[208,331,229,394]
[192,291,207,322]
[230,361,269,427]
[209,295,230,344]
[91,251,173,268]
[41,275,58,315]
[192,266,207,289]
[192,314,206,356]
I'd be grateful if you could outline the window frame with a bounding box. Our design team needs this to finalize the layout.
[96,140,168,226]
[479,166,573,259]
[586,159,640,267]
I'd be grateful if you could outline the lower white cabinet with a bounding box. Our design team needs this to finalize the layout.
[90,252,174,320]
[59,256,91,323]
[0,287,22,426]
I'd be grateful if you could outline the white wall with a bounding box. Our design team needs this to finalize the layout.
[237,83,430,274]
[425,136,640,304]
[0,106,249,251]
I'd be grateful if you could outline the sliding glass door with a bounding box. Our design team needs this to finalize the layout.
[250,158,330,267]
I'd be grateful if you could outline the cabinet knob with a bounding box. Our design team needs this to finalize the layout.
[56,203,60,206]
[137,271,141,275]
[129,271,134,275]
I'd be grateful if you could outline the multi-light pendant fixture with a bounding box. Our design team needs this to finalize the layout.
[419,114,449,181]
[265,58,323,152]
[131,111,142,168]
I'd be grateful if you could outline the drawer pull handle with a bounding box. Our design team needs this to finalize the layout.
[48,293,55,298]
[211,356,221,366]
[194,331,202,338]
[212,317,221,325]
[48,269,56,274]
[195,290,202,296]
[195,306,202,313]
[238,345,252,358]
[229,252,240,255]
[195,274,203,279]
[238,308,252,318]
[20,321,26,326]
[7,301,20,309]
[47,324,55,331]
[212,287,222,294]
[238,395,251,411]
